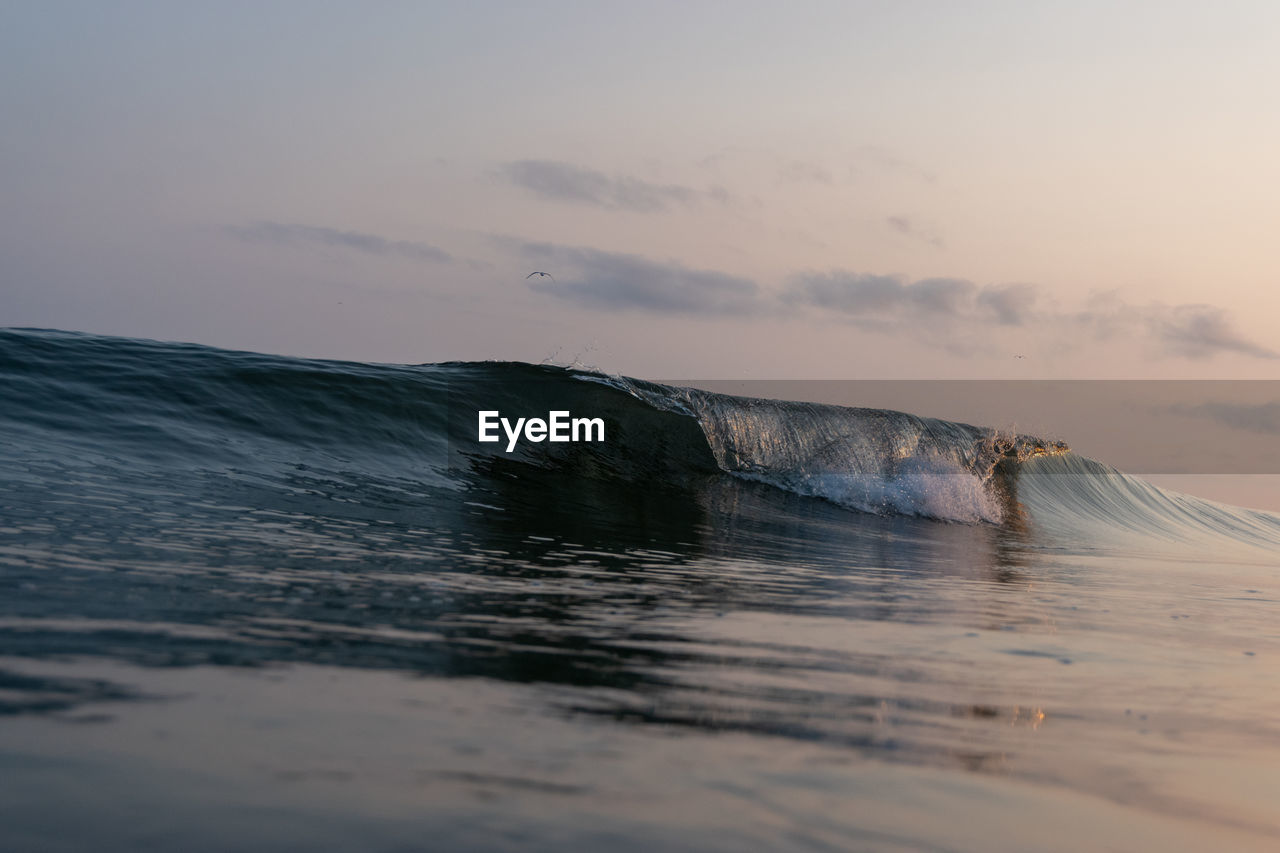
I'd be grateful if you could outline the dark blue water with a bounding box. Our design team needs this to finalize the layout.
[2,328,1278,851]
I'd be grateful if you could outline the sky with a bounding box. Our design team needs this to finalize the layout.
[3,0,1280,378]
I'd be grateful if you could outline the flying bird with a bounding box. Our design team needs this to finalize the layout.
[526,271,555,281]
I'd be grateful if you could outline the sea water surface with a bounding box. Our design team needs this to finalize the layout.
[1,328,1278,851]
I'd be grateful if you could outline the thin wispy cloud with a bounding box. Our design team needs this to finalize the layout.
[854,145,938,184]
[886,215,944,248]
[502,232,1273,361]
[976,284,1039,326]
[517,241,760,316]
[787,271,1029,325]
[699,146,932,188]
[501,160,726,213]
[1146,305,1278,360]
[779,160,834,185]
[786,270,1274,359]
[1068,297,1279,360]
[225,222,452,264]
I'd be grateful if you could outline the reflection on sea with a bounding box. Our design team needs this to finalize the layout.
[3,456,1278,850]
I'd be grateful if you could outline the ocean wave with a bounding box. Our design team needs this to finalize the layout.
[573,372,1065,523]
[4,327,1277,542]
[1016,452,1280,552]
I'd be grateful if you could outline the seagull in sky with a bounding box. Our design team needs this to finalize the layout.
[526,271,555,281]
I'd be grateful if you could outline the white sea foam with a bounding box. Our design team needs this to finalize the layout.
[741,456,1006,524]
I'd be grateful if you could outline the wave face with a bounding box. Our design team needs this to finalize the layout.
[0,328,453,486]
[1,328,1276,543]
[1016,452,1280,552]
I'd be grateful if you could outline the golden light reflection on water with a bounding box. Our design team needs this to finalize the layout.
[955,704,1047,730]
[1012,705,1047,730]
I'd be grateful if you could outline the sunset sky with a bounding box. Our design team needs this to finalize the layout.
[4,1,1279,378]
